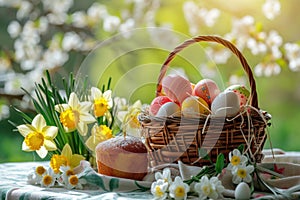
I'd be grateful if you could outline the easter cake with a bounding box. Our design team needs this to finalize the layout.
[96,135,148,180]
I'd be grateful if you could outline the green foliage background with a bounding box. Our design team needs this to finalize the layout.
[1,0,300,163]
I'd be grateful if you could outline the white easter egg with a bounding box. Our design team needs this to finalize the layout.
[235,182,251,200]
[156,102,181,117]
[211,91,240,117]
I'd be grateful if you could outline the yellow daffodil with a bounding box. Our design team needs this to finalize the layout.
[50,144,85,173]
[117,100,143,137]
[90,87,113,118]
[17,114,58,159]
[55,92,95,136]
[85,124,113,152]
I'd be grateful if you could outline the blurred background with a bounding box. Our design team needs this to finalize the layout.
[0,0,299,163]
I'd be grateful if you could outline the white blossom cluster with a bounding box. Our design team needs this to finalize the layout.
[183,0,300,81]
[0,0,162,119]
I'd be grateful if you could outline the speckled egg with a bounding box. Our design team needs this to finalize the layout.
[162,75,192,105]
[225,85,250,108]
[193,79,220,106]
[156,102,181,117]
[211,91,240,117]
[181,96,210,117]
[150,96,172,116]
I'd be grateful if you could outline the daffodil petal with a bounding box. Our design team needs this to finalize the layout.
[80,113,96,124]
[22,141,31,151]
[91,87,102,100]
[55,104,70,113]
[68,92,80,108]
[36,146,48,159]
[44,139,57,151]
[61,144,72,161]
[43,126,58,139]
[77,122,88,136]
[17,124,33,137]
[85,136,98,152]
[32,114,47,132]
[79,101,92,112]
[70,154,85,168]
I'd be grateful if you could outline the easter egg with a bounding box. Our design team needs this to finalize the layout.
[156,102,181,117]
[162,75,192,105]
[235,182,251,200]
[225,85,250,107]
[150,96,172,116]
[181,96,210,117]
[193,79,220,105]
[211,91,240,117]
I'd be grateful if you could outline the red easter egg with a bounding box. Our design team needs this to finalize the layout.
[193,79,220,105]
[150,96,172,115]
[162,75,192,105]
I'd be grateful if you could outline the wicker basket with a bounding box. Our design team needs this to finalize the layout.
[139,35,271,167]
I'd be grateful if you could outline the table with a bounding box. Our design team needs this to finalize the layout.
[1,150,300,200]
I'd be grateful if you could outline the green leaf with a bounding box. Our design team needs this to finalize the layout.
[215,153,225,174]
[237,144,245,154]
[109,178,119,191]
[198,148,210,160]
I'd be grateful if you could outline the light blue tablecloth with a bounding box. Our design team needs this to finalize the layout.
[2,150,300,200]
[0,161,153,200]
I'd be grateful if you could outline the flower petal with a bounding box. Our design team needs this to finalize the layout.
[77,122,88,136]
[80,113,96,124]
[68,92,80,108]
[44,139,57,151]
[55,104,69,113]
[36,146,48,159]
[18,124,33,137]
[22,141,31,151]
[43,126,58,139]
[70,154,85,169]
[85,136,98,152]
[91,87,102,100]
[61,144,72,161]
[79,101,92,113]
[32,114,46,131]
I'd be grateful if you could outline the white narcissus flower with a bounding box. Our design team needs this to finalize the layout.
[117,100,143,137]
[232,164,255,184]
[40,168,59,188]
[85,124,113,152]
[55,92,96,136]
[155,168,172,185]
[169,176,190,200]
[90,87,113,118]
[27,165,47,185]
[17,114,58,159]
[227,149,248,171]
[194,175,225,200]
[151,179,169,200]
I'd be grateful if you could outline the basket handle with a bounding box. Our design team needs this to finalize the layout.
[156,35,259,109]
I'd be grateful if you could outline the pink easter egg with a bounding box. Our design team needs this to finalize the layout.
[162,75,192,105]
[150,96,172,116]
[225,85,250,107]
[193,79,220,106]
